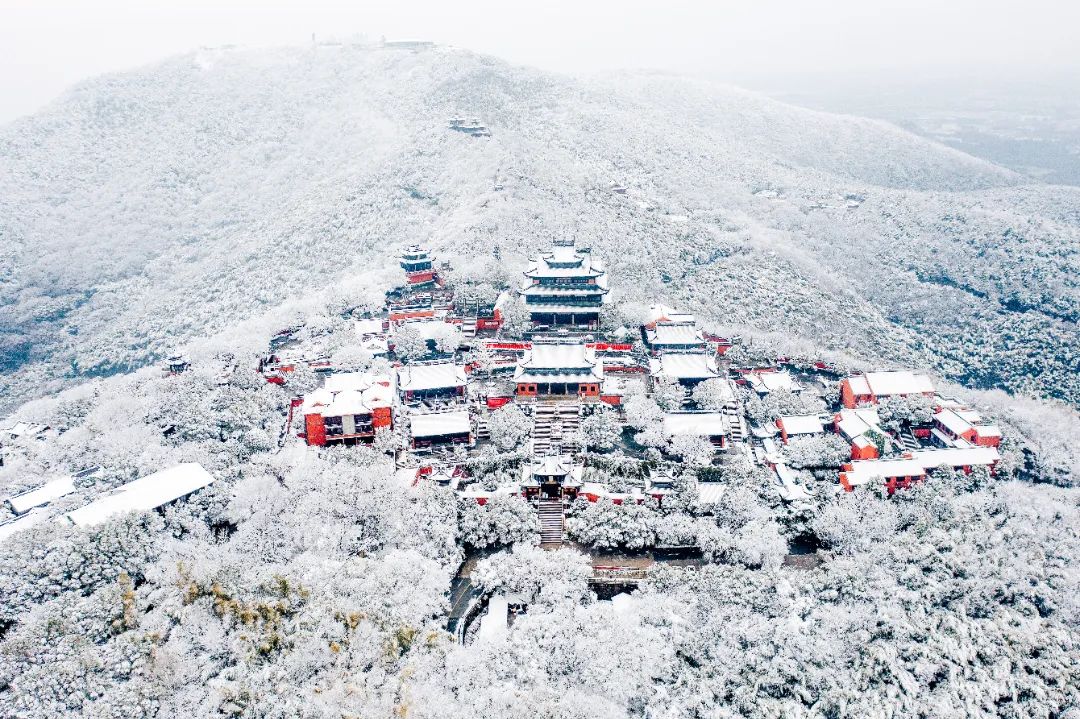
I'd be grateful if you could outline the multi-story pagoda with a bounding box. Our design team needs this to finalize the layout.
[400,244,438,286]
[520,242,608,328]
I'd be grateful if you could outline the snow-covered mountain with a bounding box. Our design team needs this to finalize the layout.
[2,44,1078,412]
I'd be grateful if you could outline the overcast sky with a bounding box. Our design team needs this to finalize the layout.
[2,0,1079,123]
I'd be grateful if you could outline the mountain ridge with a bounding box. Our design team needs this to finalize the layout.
[1,43,1077,414]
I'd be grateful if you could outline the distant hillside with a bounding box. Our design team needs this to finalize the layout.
[1,44,1078,412]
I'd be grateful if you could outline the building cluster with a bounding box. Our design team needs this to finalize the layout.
[0,238,1016,548]
[269,240,1012,508]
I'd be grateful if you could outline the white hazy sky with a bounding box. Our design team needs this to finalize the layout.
[2,0,1079,123]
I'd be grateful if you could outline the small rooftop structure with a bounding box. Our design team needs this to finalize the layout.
[64,463,216,527]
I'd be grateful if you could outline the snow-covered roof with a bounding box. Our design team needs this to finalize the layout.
[859,371,935,397]
[646,322,704,347]
[530,455,574,477]
[305,373,395,416]
[935,408,1001,438]
[324,372,393,394]
[746,371,799,394]
[663,412,729,437]
[836,408,881,440]
[410,411,470,438]
[646,304,695,325]
[6,477,77,515]
[697,482,725,505]
[397,363,466,392]
[778,415,825,436]
[0,511,49,544]
[909,447,1000,470]
[1,421,49,439]
[65,463,216,527]
[651,352,719,381]
[515,343,604,383]
[843,447,1000,487]
[523,246,606,279]
[842,459,927,487]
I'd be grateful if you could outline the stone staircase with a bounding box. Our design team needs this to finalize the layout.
[538,499,564,546]
[474,417,491,442]
[723,401,747,444]
[899,428,920,451]
[531,402,582,455]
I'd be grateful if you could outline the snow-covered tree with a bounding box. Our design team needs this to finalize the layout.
[624,394,663,431]
[652,376,684,411]
[487,404,532,450]
[783,433,851,469]
[473,544,592,606]
[669,434,714,467]
[580,408,623,451]
[392,323,428,361]
[458,494,537,548]
[691,378,733,411]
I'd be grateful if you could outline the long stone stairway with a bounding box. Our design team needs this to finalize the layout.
[531,402,582,455]
[538,499,564,546]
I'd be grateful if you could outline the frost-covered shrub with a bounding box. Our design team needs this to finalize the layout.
[458,494,538,548]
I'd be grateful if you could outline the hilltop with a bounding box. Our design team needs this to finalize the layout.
[1,43,1078,415]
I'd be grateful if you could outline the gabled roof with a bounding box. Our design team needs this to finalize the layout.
[411,411,470,438]
[855,370,935,397]
[304,373,395,416]
[6,477,76,515]
[650,352,719,381]
[935,408,1001,438]
[646,304,695,326]
[514,343,604,382]
[65,463,216,527]
[646,322,705,347]
[523,246,606,279]
[836,408,882,440]
[778,415,825,435]
[746,371,800,394]
[397,363,467,392]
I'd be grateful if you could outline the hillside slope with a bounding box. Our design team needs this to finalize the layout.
[1,44,1077,411]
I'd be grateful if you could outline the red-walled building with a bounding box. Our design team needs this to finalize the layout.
[839,446,1000,493]
[514,340,604,399]
[301,372,395,446]
[840,370,935,408]
[932,407,1003,448]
